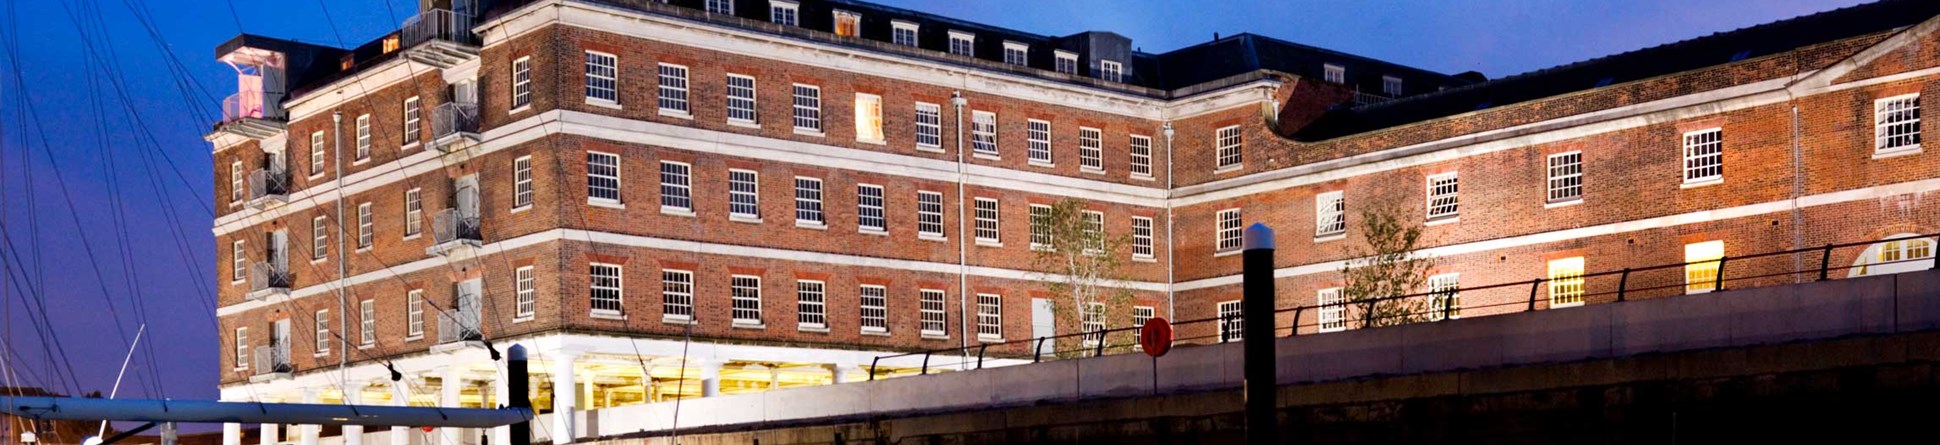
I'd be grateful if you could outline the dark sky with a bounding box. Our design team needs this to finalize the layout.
[0,0,1871,406]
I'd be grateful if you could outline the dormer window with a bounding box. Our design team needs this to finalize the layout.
[1100,60,1124,83]
[1323,64,1345,84]
[1003,41,1029,66]
[1383,76,1403,96]
[705,0,732,15]
[892,21,919,47]
[1055,51,1078,75]
[949,31,975,57]
[770,0,798,26]
[381,35,400,53]
[833,10,861,37]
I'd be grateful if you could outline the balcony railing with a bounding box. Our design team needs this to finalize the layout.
[438,293,484,344]
[1351,90,1394,106]
[247,262,293,299]
[427,208,483,257]
[431,102,480,152]
[252,343,292,377]
[247,169,291,209]
[402,9,479,48]
[222,92,265,124]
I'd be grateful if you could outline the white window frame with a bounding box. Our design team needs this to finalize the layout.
[1003,41,1029,66]
[1133,306,1154,331]
[857,183,886,234]
[920,289,948,337]
[231,240,247,283]
[796,280,826,329]
[1217,300,1243,342]
[729,169,761,221]
[860,285,888,333]
[1081,210,1105,256]
[234,327,248,370]
[731,275,763,326]
[1546,151,1583,204]
[1078,126,1104,172]
[406,289,424,340]
[1129,135,1153,179]
[972,111,998,157]
[1315,191,1345,239]
[1099,60,1124,83]
[354,114,371,162]
[725,74,758,125]
[590,263,624,316]
[794,176,824,227]
[974,198,1001,245]
[1382,75,1403,96]
[1029,204,1053,251]
[511,56,532,110]
[976,293,1002,340]
[1215,125,1243,171]
[891,21,920,47]
[854,93,884,143]
[513,156,534,209]
[1216,208,1242,255]
[359,299,376,347]
[230,161,244,203]
[314,309,331,356]
[404,188,423,238]
[309,131,326,177]
[704,0,732,15]
[1548,257,1586,308]
[1131,216,1155,260]
[1080,302,1105,346]
[402,96,421,147]
[1317,288,1345,333]
[914,102,943,150]
[586,151,622,205]
[514,266,536,320]
[1054,51,1078,75]
[948,31,975,57]
[582,51,619,106]
[659,161,693,214]
[1425,172,1459,222]
[311,215,328,261]
[356,202,373,250]
[1026,119,1052,165]
[1323,63,1345,84]
[1681,128,1723,185]
[662,269,695,322]
[1875,93,1922,154]
[657,63,690,116]
[770,0,798,26]
[792,84,821,134]
[917,191,945,240]
[1426,273,1460,321]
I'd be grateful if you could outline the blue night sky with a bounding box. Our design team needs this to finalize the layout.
[0,0,1870,405]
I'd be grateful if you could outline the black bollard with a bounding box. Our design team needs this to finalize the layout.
[1242,224,1278,445]
[508,345,531,445]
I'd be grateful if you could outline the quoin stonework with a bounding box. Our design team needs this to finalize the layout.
[207,0,1940,444]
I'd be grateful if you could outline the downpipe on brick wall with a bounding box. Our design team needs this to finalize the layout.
[332,110,349,383]
[952,91,970,362]
[1163,122,1176,319]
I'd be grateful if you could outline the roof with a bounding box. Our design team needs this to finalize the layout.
[1290,0,1940,141]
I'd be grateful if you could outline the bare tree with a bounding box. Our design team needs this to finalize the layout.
[1030,198,1136,356]
[1339,201,1438,328]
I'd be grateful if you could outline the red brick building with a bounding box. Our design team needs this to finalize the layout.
[207,1,1940,445]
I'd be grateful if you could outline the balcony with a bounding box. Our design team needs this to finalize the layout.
[212,90,287,140]
[435,292,485,352]
[246,169,291,210]
[431,102,481,155]
[402,9,480,69]
[249,343,293,382]
[246,261,292,302]
[1351,90,1395,107]
[426,208,483,259]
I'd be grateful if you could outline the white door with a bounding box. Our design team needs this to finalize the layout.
[269,230,288,270]
[455,174,481,219]
[1031,298,1055,356]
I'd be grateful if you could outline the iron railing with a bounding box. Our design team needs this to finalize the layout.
[1351,90,1394,106]
[432,208,483,245]
[438,292,484,344]
[402,9,479,48]
[253,343,292,376]
[866,232,1940,380]
[248,169,290,201]
[248,262,292,294]
[432,102,480,143]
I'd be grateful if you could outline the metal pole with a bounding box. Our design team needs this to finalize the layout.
[508,345,530,445]
[1819,245,1833,281]
[332,111,348,384]
[951,92,971,368]
[1527,279,1542,311]
[1713,256,1728,292]
[1616,268,1630,302]
[160,423,177,445]
[1241,224,1277,445]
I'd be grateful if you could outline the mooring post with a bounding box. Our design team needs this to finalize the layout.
[508,345,530,445]
[1241,223,1278,445]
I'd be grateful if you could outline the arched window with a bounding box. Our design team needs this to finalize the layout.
[1850,234,1935,277]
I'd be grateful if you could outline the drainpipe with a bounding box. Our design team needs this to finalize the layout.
[951,91,970,362]
[1790,96,1805,282]
[332,110,349,382]
[1162,122,1176,319]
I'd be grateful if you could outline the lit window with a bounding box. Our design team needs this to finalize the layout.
[406,289,424,339]
[1876,93,1922,153]
[794,177,824,226]
[920,289,947,337]
[657,63,690,115]
[229,161,244,203]
[662,269,694,321]
[514,266,536,320]
[402,96,421,146]
[512,57,532,109]
[854,93,884,143]
[1317,288,1345,332]
[1216,208,1242,254]
[312,216,328,260]
[1682,128,1722,184]
[1323,63,1345,84]
[1548,257,1585,308]
[315,310,331,355]
[797,280,826,329]
[1684,240,1724,294]
[404,188,422,237]
[1129,135,1153,178]
[354,114,371,161]
[382,35,400,53]
[1054,51,1078,75]
[792,84,821,133]
[974,198,1001,244]
[359,299,375,346]
[586,151,621,204]
[729,169,760,220]
[1079,127,1104,172]
[857,184,886,233]
[976,293,1002,339]
[972,111,998,156]
[704,0,732,15]
[356,202,373,249]
[1215,125,1242,170]
[1426,273,1460,320]
[1382,75,1402,96]
[1425,173,1459,221]
[1099,60,1123,83]
[1315,191,1345,238]
[726,74,758,124]
[833,10,860,37]
[770,0,797,26]
[918,191,945,239]
[1547,151,1583,203]
[310,132,325,176]
[512,156,533,209]
[949,31,975,57]
[1029,204,1053,250]
[1131,216,1154,260]
[1026,119,1052,165]
[892,21,919,47]
[1217,300,1243,342]
[231,240,246,282]
[590,263,624,316]
[1864,237,1937,276]
[914,102,942,149]
[1003,41,1028,66]
[1080,302,1105,346]
[659,161,692,212]
[584,51,618,103]
[234,327,248,370]
[860,285,888,333]
[732,275,763,325]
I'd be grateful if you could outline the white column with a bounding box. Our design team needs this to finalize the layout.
[440,367,465,445]
[550,352,580,445]
[699,360,723,397]
[341,382,368,445]
[390,382,410,445]
[491,367,510,445]
[298,389,319,445]
[829,364,862,384]
[259,422,279,445]
[223,422,243,445]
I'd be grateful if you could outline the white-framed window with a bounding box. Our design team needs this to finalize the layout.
[584,51,618,103]
[657,63,690,115]
[1548,257,1586,308]
[974,198,1001,244]
[402,96,421,146]
[1029,204,1053,250]
[794,176,824,225]
[860,285,888,333]
[1099,60,1124,83]
[230,161,244,203]
[976,293,1002,339]
[1129,135,1153,178]
[917,191,945,239]
[796,280,826,329]
[832,10,860,37]
[1026,119,1052,165]
[729,169,760,220]
[233,327,248,370]
[662,269,694,321]
[972,111,998,156]
[590,263,624,316]
[1216,208,1243,254]
[1080,302,1105,346]
[1133,306,1154,330]
[1079,127,1104,171]
[792,84,821,133]
[311,215,328,260]
[514,266,536,320]
[660,161,692,212]
[1215,125,1243,170]
[1861,236,1937,277]
[1685,240,1725,294]
[920,289,947,337]
[403,188,423,237]
[1323,63,1345,84]
[359,299,375,346]
[891,21,919,47]
[854,93,884,143]
[1547,151,1583,203]
[1425,173,1459,221]
[1131,216,1154,260]
[914,102,942,149]
[1055,51,1078,75]
[1217,300,1243,342]
[586,151,621,204]
[511,56,532,109]
[314,309,331,355]
[1315,191,1345,238]
[1426,273,1460,321]
[732,275,763,325]
[1682,128,1722,184]
[309,131,326,176]
[512,156,534,209]
[1382,75,1402,96]
[356,202,373,249]
[948,31,975,57]
[406,289,424,339]
[769,0,798,26]
[1875,93,1922,153]
[857,184,886,233]
[704,0,732,14]
[1003,41,1028,66]
[230,240,246,282]
[1082,210,1105,256]
[354,114,371,161]
[725,74,758,124]
[1317,288,1345,332]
